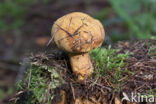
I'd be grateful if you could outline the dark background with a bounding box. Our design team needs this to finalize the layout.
[0,0,156,103]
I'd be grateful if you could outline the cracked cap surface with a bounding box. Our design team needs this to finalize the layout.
[51,12,105,53]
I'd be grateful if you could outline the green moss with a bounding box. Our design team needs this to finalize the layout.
[90,46,131,91]
[16,64,62,104]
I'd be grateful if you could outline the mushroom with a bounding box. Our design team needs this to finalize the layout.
[51,12,105,81]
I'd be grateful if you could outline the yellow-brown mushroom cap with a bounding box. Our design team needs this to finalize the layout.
[51,12,105,53]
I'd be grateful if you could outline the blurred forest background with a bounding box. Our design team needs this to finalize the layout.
[0,0,156,103]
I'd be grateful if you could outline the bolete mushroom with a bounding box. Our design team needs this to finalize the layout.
[51,12,105,81]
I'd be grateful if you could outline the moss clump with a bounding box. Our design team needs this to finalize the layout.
[90,46,131,91]
[15,64,63,104]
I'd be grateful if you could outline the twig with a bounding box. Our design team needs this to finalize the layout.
[89,81,112,92]
[47,28,58,46]
[110,93,115,104]
[70,82,75,100]
[28,67,32,89]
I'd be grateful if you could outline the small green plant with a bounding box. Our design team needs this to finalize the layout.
[16,64,62,104]
[90,46,131,91]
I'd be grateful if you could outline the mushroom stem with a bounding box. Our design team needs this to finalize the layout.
[69,53,93,80]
